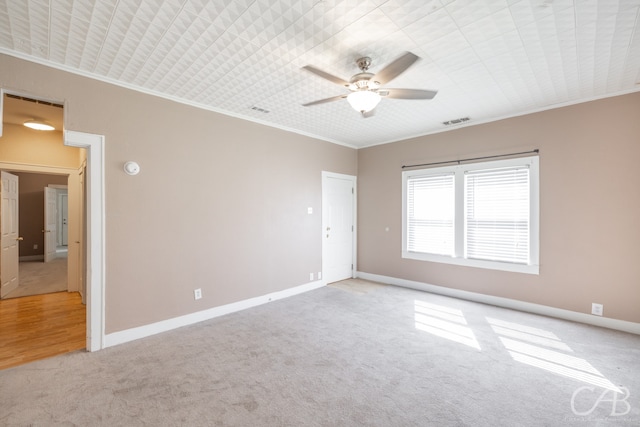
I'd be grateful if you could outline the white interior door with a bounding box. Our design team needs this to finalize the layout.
[44,186,58,262]
[322,172,356,284]
[1,171,20,298]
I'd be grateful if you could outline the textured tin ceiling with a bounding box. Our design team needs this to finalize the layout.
[1,0,639,148]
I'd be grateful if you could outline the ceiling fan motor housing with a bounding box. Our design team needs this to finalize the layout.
[349,73,379,91]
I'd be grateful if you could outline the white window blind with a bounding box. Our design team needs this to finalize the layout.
[465,166,530,264]
[407,173,455,256]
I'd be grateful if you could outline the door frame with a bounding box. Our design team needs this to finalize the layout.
[321,171,357,284]
[43,186,58,262]
[64,130,104,352]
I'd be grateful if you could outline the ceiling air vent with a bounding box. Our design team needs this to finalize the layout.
[250,106,270,114]
[443,117,470,126]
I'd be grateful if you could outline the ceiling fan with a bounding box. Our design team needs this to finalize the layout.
[302,52,437,117]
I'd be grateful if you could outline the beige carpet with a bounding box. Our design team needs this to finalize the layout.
[1,279,639,425]
[4,257,67,299]
[329,277,388,295]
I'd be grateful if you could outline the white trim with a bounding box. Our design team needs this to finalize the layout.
[357,271,640,335]
[322,171,357,283]
[64,130,105,352]
[105,280,325,348]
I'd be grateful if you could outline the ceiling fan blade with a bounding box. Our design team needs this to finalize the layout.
[302,66,350,87]
[379,88,437,100]
[371,52,419,85]
[302,94,347,107]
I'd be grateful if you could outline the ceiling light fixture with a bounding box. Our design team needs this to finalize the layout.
[23,120,55,131]
[346,91,381,114]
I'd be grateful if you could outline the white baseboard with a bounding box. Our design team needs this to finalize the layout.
[104,280,325,348]
[19,255,44,261]
[357,271,640,336]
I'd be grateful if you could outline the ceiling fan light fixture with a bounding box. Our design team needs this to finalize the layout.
[303,52,434,115]
[347,91,381,113]
[23,120,55,131]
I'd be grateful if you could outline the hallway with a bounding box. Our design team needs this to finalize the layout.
[5,254,68,299]
[0,252,85,370]
[0,291,85,370]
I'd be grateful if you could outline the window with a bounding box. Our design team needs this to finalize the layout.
[402,156,539,274]
[406,173,455,256]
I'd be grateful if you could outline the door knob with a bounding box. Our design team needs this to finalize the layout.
[16,237,23,241]
[42,229,51,233]
[326,227,331,231]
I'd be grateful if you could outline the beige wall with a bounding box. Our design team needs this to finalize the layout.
[358,92,640,324]
[14,172,68,257]
[1,54,358,334]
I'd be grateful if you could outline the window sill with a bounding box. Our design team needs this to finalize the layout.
[402,251,539,275]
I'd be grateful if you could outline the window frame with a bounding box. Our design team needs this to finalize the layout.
[402,155,539,275]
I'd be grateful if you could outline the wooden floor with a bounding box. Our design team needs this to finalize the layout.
[0,291,86,370]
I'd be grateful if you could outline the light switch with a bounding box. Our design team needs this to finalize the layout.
[307,207,313,214]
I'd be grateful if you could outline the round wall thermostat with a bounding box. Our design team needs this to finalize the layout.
[124,161,140,175]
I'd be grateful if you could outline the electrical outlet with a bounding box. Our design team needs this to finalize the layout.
[591,303,603,316]
[318,272,322,280]
[33,244,38,249]
[194,288,202,300]
[309,272,314,281]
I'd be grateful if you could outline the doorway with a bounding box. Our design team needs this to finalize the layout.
[0,92,83,302]
[2,172,71,299]
[1,90,105,352]
[321,171,357,284]
[0,92,90,366]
